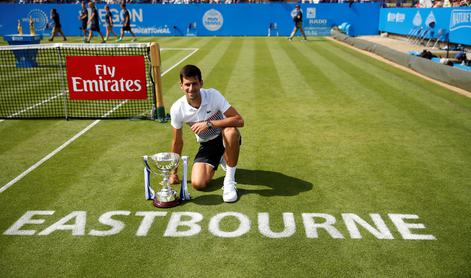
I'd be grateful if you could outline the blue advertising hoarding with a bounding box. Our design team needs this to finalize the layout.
[0,3,380,37]
[379,7,471,46]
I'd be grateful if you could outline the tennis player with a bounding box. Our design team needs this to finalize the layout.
[169,65,244,203]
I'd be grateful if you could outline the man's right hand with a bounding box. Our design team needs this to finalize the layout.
[169,174,180,185]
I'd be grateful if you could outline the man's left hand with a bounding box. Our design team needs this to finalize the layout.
[190,122,208,135]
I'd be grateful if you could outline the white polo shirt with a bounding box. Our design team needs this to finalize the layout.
[170,88,231,143]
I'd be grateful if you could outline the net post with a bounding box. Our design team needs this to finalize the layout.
[150,42,166,122]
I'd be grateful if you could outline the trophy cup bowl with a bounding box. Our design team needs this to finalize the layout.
[144,152,180,208]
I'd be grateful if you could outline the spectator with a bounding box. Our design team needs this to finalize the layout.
[288,5,307,41]
[48,8,67,42]
[86,2,105,43]
[118,3,137,42]
[78,1,88,43]
[104,5,118,41]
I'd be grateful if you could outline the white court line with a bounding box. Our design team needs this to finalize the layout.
[161,48,199,76]
[0,47,199,193]
[6,92,64,119]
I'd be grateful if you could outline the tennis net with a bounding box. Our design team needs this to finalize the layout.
[0,43,160,120]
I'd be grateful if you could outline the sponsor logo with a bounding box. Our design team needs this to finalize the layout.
[66,56,147,100]
[3,210,437,240]
[134,26,171,35]
[203,9,223,32]
[413,11,423,26]
[308,19,328,25]
[26,9,48,31]
[96,8,143,27]
[306,8,316,19]
[387,12,406,23]
[449,9,471,31]
[425,11,436,26]
[304,27,331,36]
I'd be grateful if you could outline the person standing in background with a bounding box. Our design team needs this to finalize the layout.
[288,5,307,41]
[48,8,67,42]
[118,3,137,42]
[104,5,118,41]
[79,1,88,43]
[86,2,105,43]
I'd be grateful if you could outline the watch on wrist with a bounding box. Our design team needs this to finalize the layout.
[206,120,213,129]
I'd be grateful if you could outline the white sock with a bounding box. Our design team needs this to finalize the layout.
[224,166,236,184]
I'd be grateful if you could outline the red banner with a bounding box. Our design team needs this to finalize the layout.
[66,56,147,100]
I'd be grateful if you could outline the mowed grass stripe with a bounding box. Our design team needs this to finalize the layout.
[289,39,383,105]
[278,41,395,211]
[313,42,471,164]
[205,37,243,95]
[326,40,465,100]
[298,40,471,148]
[307,41,471,210]
[0,120,94,186]
[162,37,225,107]
[314,41,469,132]
[252,37,286,162]
[222,38,258,173]
[277,39,394,183]
[324,41,471,119]
[281,40,359,107]
[269,39,322,102]
[278,39,471,215]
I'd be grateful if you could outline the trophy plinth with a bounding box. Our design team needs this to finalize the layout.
[144,152,180,208]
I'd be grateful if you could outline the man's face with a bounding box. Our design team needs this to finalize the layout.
[180,76,203,101]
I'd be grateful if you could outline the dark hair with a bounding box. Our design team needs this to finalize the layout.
[179,65,202,82]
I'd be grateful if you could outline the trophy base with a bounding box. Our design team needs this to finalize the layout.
[153,198,180,208]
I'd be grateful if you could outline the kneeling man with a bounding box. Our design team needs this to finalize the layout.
[169,65,244,203]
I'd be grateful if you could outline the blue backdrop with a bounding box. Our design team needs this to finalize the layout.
[379,7,471,46]
[0,3,380,37]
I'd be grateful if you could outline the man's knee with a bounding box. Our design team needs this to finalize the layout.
[191,178,209,191]
[223,127,240,142]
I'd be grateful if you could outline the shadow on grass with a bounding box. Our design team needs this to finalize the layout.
[189,168,313,206]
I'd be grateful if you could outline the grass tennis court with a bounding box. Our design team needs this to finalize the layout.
[1,36,471,277]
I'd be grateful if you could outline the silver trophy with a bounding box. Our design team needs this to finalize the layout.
[143,152,181,208]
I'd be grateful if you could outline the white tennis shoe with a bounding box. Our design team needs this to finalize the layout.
[222,181,237,203]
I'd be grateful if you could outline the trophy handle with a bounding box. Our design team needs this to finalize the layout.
[180,156,191,201]
[143,156,155,200]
